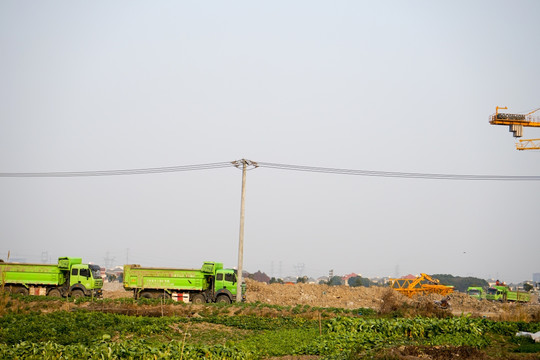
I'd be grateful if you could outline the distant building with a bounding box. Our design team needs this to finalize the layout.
[317,276,329,284]
[370,276,391,286]
[342,273,359,286]
[401,274,417,280]
[533,273,540,283]
[283,276,297,283]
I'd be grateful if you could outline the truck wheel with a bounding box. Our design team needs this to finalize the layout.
[12,286,29,296]
[140,291,154,299]
[48,289,62,297]
[71,289,85,299]
[191,294,206,304]
[157,292,171,300]
[216,295,231,304]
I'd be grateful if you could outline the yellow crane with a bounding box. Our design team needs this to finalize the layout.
[516,139,540,151]
[388,273,454,298]
[489,106,540,150]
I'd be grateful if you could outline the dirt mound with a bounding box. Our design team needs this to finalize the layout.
[102,281,130,299]
[100,279,540,320]
[246,279,390,309]
[245,279,540,319]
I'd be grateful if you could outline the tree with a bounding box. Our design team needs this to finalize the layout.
[523,283,533,292]
[328,276,343,286]
[430,274,489,293]
[269,277,284,284]
[297,276,308,284]
[348,276,371,287]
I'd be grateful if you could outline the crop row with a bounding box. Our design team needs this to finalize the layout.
[1,311,539,359]
[325,315,540,337]
[302,316,540,358]
[0,340,252,360]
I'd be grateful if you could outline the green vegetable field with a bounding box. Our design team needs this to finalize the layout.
[0,295,539,359]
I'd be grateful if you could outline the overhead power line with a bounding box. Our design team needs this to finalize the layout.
[0,162,233,177]
[0,159,539,181]
[255,162,540,181]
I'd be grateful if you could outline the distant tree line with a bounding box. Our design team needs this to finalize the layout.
[431,274,489,292]
[347,276,374,287]
[317,276,376,287]
[247,271,490,292]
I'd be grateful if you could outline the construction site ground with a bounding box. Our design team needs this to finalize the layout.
[103,280,540,321]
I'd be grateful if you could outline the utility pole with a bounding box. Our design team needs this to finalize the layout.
[232,159,257,302]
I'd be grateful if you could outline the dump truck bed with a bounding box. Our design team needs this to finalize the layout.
[123,265,210,291]
[0,263,66,286]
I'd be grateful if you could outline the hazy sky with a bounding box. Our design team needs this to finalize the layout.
[1,1,539,283]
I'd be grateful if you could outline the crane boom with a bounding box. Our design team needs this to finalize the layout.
[516,138,540,150]
[388,273,454,298]
[526,107,540,116]
[489,111,540,128]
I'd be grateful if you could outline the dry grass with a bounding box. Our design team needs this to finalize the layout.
[378,288,403,315]
[377,288,452,318]
[495,303,540,322]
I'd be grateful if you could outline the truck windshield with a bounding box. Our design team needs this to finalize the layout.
[89,265,101,279]
[487,288,497,295]
[468,290,480,296]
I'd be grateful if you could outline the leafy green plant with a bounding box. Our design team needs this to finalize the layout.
[510,335,540,353]
[0,302,538,359]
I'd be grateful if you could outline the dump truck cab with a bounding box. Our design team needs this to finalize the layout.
[213,268,246,303]
[486,286,506,301]
[62,258,103,298]
[466,287,484,300]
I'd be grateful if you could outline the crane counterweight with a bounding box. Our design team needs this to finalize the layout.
[489,106,540,150]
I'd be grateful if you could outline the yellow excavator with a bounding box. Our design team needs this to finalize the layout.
[388,273,454,298]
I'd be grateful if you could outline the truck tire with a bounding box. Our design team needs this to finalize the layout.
[216,294,231,304]
[157,292,171,300]
[48,289,62,297]
[12,286,29,296]
[71,289,85,299]
[140,291,154,299]
[191,294,206,304]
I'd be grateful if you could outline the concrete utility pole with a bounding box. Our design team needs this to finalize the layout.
[233,159,257,302]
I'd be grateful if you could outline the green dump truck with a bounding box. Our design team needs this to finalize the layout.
[0,257,103,298]
[486,285,530,302]
[466,287,485,300]
[123,261,245,304]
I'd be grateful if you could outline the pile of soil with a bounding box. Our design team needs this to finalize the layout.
[246,279,389,309]
[102,281,131,299]
[244,279,540,319]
